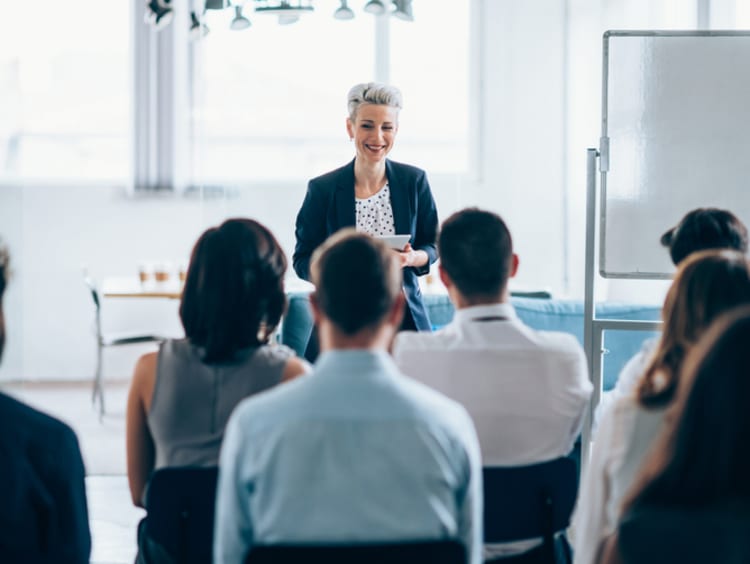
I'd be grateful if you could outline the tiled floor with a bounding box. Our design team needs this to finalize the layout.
[3,381,140,563]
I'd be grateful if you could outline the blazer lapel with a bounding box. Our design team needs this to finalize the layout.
[334,159,357,229]
[386,160,411,236]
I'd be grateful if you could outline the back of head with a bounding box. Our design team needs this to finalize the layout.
[439,208,513,300]
[0,241,8,361]
[661,207,748,266]
[639,250,750,407]
[311,230,401,335]
[627,306,750,512]
[347,82,403,120]
[180,218,287,363]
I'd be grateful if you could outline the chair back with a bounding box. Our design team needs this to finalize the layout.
[145,466,219,564]
[83,275,101,311]
[483,457,578,550]
[245,540,466,564]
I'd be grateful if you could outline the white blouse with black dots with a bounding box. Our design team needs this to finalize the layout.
[355,184,396,237]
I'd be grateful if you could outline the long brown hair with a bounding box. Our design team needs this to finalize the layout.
[637,250,750,408]
[625,306,750,511]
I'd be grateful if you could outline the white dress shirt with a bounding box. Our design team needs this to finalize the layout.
[570,353,666,564]
[393,303,592,558]
[214,350,483,564]
[393,303,592,466]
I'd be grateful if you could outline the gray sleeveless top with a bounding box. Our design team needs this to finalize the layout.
[148,338,294,469]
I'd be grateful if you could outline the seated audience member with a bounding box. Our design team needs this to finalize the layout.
[126,219,308,560]
[604,207,749,404]
[601,306,750,564]
[660,207,748,266]
[0,242,91,563]
[571,250,750,564]
[392,208,592,561]
[214,230,483,564]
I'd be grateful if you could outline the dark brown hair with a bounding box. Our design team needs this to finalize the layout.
[638,250,750,408]
[180,218,287,363]
[310,229,401,335]
[661,208,748,266]
[626,306,750,511]
[438,208,513,299]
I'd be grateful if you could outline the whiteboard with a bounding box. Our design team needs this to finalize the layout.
[600,31,750,278]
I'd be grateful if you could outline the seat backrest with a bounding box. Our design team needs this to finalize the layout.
[83,275,101,311]
[483,457,578,543]
[618,503,750,564]
[145,466,219,564]
[245,540,466,564]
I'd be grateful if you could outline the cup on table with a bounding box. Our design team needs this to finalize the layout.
[138,263,153,284]
[178,263,188,283]
[154,262,171,283]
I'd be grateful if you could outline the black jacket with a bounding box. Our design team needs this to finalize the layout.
[293,158,438,331]
[0,392,90,563]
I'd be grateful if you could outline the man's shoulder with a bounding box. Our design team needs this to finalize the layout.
[393,328,454,353]
[0,392,80,454]
[393,372,476,434]
[525,326,586,356]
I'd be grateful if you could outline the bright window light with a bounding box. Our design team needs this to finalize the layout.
[0,1,130,182]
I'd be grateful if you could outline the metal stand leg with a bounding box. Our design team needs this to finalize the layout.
[93,341,105,418]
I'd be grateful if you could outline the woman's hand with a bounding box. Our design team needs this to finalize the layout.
[395,243,428,269]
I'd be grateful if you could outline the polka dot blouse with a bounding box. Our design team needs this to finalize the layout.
[355,183,396,237]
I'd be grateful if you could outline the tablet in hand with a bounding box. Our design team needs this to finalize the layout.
[376,234,411,250]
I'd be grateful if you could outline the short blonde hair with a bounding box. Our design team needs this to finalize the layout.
[347,82,403,120]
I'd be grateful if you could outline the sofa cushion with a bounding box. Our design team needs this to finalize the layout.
[282,292,661,392]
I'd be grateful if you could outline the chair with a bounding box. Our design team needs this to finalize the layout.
[483,457,578,564]
[84,275,162,416]
[143,466,219,564]
[245,540,467,564]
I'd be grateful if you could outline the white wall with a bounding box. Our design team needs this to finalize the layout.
[470,0,569,296]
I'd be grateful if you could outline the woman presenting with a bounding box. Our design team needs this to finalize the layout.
[294,83,438,358]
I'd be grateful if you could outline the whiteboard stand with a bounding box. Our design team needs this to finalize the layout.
[582,147,662,466]
[581,29,750,464]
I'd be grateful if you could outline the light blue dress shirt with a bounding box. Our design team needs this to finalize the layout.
[214,349,483,564]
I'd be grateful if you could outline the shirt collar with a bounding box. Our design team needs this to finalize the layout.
[451,302,517,324]
[314,349,399,378]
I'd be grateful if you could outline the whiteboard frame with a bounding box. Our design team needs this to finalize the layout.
[599,30,750,279]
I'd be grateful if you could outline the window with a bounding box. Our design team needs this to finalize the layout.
[0,1,130,182]
[191,8,375,183]
[389,4,469,173]
[190,3,470,183]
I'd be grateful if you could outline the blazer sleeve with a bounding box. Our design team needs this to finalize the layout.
[411,170,438,276]
[293,180,328,282]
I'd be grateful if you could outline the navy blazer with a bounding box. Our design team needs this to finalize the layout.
[293,159,438,331]
[0,392,91,563]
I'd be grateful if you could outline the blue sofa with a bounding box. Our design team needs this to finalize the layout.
[281,293,661,391]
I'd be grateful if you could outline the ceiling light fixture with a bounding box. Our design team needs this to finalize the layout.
[144,0,174,30]
[333,0,355,20]
[204,0,230,9]
[190,11,210,40]
[254,0,314,24]
[392,0,413,21]
[363,0,385,15]
[230,5,252,30]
